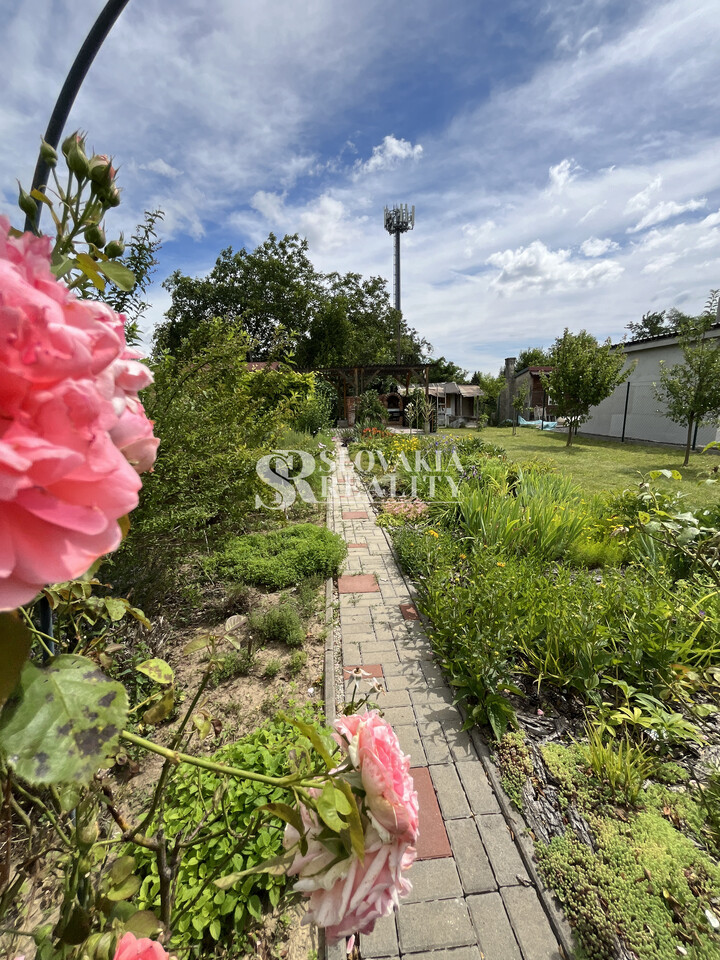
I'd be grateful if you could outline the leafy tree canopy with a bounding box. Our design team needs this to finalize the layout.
[542,329,631,446]
[153,233,428,366]
[427,356,469,383]
[655,291,720,465]
[471,370,505,401]
[626,307,693,341]
[516,347,551,370]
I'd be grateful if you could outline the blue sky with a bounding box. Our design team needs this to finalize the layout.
[1,0,719,374]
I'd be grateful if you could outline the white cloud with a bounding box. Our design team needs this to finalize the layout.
[355,135,423,177]
[486,240,623,294]
[250,190,287,221]
[642,253,680,274]
[580,236,619,257]
[624,175,662,213]
[140,158,182,178]
[546,158,580,195]
[628,197,707,233]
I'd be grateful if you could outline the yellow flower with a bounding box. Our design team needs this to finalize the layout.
[496,561,506,567]
[460,553,466,559]
[428,529,439,538]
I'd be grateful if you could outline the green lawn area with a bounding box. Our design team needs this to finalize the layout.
[440,426,720,507]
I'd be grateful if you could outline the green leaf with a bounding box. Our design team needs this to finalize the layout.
[0,612,33,709]
[110,856,136,885]
[143,687,175,725]
[334,778,364,861]
[260,801,304,837]
[247,895,262,921]
[124,910,162,938]
[316,781,345,832]
[97,260,136,291]
[103,597,128,621]
[209,919,221,940]
[0,655,128,786]
[183,635,211,655]
[136,658,174,685]
[281,712,335,768]
[105,873,141,901]
[75,253,106,292]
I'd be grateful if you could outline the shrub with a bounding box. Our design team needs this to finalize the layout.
[251,604,305,647]
[210,650,253,685]
[355,389,386,428]
[208,524,346,590]
[288,650,307,675]
[263,658,282,679]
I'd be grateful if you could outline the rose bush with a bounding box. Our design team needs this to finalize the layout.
[0,217,158,609]
[284,711,418,943]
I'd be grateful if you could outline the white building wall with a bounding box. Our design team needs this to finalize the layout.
[582,332,720,447]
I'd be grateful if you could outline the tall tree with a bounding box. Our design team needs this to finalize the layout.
[542,329,631,446]
[427,356,469,383]
[626,308,692,341]
[516,347,550,370]
[654,291,720,466]
[154,234,321,359]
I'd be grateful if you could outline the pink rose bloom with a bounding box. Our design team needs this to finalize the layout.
[0,217,158,609]
[284,803,416,943]
[113,932,168,960]
[334,710,419,844]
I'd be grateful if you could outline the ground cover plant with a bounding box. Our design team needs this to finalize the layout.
[350,427,720,960]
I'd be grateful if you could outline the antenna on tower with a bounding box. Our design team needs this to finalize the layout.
[383,204,415,362]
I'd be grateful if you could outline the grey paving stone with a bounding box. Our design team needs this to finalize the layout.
[467,892,522,960]
[397,899,475,953]
[417,720,449,764]
[398,645,435,663]
[444,725,476,762]
[501,886,562,960]
[382,661,425,680]
[404,857,462,903]
[478,814,529,887]
[342,643,361,662]
[403,950,482,960]
[414,700,463,723]
[430,764,472,819]
[384,672,423,691]
[395,722,427,766]
[381,705,416,726]
[376,688,411,708]
[325,938,347,960]
[360,912,398,958]
[360,642,399,658]
[410,687,455,708]
[456,761,502,815]
[446,818,496,894]
[420,660,449,688]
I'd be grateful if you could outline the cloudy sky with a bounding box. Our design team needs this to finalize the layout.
[1,0,719,374]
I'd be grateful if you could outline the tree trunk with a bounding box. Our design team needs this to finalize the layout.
[684,415,694,466]
[566,420,573,446]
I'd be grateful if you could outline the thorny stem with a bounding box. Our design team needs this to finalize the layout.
[121,730,324,790]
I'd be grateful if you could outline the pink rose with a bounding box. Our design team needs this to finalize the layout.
[334,710,419,844]
[0,217,158,609]
[113,932,168,960]
[284,802,416,943]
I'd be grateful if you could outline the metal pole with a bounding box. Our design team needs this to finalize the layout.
[621,381,630,442]
[24,0,132,233]
[394,230,401,313]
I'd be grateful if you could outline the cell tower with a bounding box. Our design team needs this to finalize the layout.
[384,204,415,313]
[384,204,415,363]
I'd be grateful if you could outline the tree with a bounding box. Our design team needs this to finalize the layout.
[626,307,694,341]
[471,371,505,421]
[516,347,550,370]
[655,291,720,466]
[154,234,322,359]
[542,329,632,447]
[427,356,468,383]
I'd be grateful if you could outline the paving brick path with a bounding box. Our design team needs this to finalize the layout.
[327,441,568,960]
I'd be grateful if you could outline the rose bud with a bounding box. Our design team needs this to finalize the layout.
[89,154,115,187]
[17,182,37,220]
[84,223,106,248]
[40,138,58,167]
[65,135,90,179]
[105,237,125,258]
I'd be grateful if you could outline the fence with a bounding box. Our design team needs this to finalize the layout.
[583,381,719,449]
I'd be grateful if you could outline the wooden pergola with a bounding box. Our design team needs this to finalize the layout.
[302,363,434,423]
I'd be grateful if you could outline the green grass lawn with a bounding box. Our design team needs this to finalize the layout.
[440,426,720,507]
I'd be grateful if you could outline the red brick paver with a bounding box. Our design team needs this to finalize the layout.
[411,766,452,859]
[342,510,368,520]
[347,542,368,549]
[337,574,379,594]
[344,663,384,679]
[400,603,420,620]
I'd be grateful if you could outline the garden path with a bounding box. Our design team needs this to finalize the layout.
[326,440,569,960]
